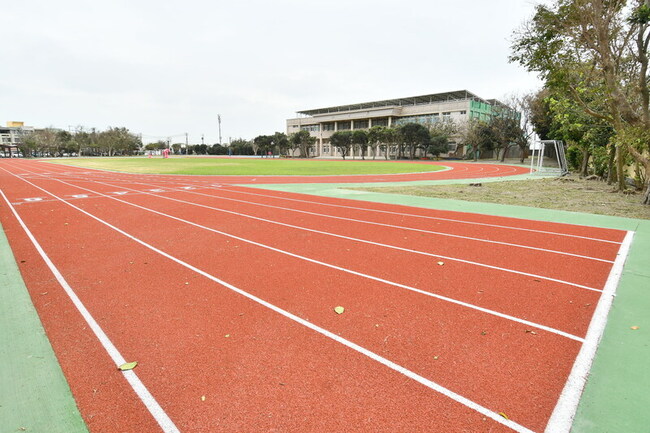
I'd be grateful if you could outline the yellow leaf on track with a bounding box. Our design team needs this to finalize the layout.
[118,361,138,371]
[498,412,509,420]
[334,306,345,314]
[437,261,444,266]
[631,326,640,330]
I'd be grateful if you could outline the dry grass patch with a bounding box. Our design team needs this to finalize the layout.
[355,175,650,220]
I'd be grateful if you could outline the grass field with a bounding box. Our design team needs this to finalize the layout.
[355,175,650,220]
[47,157,445,176]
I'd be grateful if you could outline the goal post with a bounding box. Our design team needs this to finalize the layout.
[529,140,569,176]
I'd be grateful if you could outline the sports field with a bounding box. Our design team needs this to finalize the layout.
[0,157,645,433]
[47,156,447,176]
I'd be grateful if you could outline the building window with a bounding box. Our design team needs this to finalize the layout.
[300,124,320,132]
[323,146,330,153]
[372,118,388,127]
[460,110,466,115]
[337,121,351,130]
[323,123,335,131]
[353,120,369,129]
[448,142,458,153]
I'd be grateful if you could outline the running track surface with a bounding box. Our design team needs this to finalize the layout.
[0,159,630,433]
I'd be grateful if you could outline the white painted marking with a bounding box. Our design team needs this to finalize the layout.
[180,186,195,190]
[1,182,534,433]
[163,186,613,264]
[223,187,622,245]
[148,189,164,192]
[0,189,180,433]
[71,194,89,199]
[544,230,635,433]
[24,197,44,202]
[34,173,602,291]
[14,171,584,341]
[125,185,602,292]
[113,191,129,195]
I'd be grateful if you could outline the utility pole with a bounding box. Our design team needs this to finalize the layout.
[218,114,222,145]
[185,132,188,147]
[201,134,204,145]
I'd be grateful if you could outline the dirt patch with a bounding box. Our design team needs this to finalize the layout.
[355,175,650,220]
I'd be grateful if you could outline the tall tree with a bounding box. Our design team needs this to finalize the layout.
[398,123,430,159]
[351,130,369,160]
[290,130,316,158]
[330,131,352,160]
[511,0,650,202]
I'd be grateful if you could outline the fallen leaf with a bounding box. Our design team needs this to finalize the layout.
[498,412,509,420]
[118,361,138,371]
[224,334,230,338]
[437,261,444,266]
[481,331,487,336]
[201,395,206,401]
[433,355,439,360]
[334,306,345,315]
[631,326,640,330]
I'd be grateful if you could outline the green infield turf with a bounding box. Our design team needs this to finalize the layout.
[46,157,445,176]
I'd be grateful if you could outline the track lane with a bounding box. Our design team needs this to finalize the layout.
[2,166,600,431]
[1,167,532,431]
[32,159,625,247]
[15,169,606,337]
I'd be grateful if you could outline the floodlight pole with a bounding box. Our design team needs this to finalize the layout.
[218,114,222,145]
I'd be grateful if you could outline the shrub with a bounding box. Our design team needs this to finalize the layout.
[566,145,582,171]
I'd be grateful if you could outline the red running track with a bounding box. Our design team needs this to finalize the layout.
[0,159,629,432]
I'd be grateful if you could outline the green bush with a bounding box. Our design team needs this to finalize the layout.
[591,145,609,177]
[566,145,582,171]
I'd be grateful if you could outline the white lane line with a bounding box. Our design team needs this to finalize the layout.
[219,187,622,245]
[154,185,613,264]
[46,166,610,264]
[78,178,602,293]
[544,230,635,433]
[14,167,603,292]
[6,168,585,341]
[1,180,535,433]
[0,189,180,433]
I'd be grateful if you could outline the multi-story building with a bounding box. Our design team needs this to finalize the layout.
[0,122,34,157]
[286,90,511,158]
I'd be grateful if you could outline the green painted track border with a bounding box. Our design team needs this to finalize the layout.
[244,176,649,433]
[0,223,88,433]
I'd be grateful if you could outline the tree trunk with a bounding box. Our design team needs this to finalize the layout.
[606,143,616,184]
[616,144,626,191]
[580,149,591,177]
[500,145,510,162]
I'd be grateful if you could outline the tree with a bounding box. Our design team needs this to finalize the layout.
[398,123,430,159]
[330,131,352,160]
[460,119,498,161]
[367,126,384,159]
[426,119,457,157]
[271,132,289,156]
[351,130,369,160]
[511,0,650,203]
[229,138,254,155]
[290,130,316,158]
[145,140,167,151]
[97,127,140,156]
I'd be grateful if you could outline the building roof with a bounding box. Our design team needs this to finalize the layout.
[297,90,488,116]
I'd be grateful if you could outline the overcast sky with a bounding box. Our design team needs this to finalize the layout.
[1,0,543,144]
